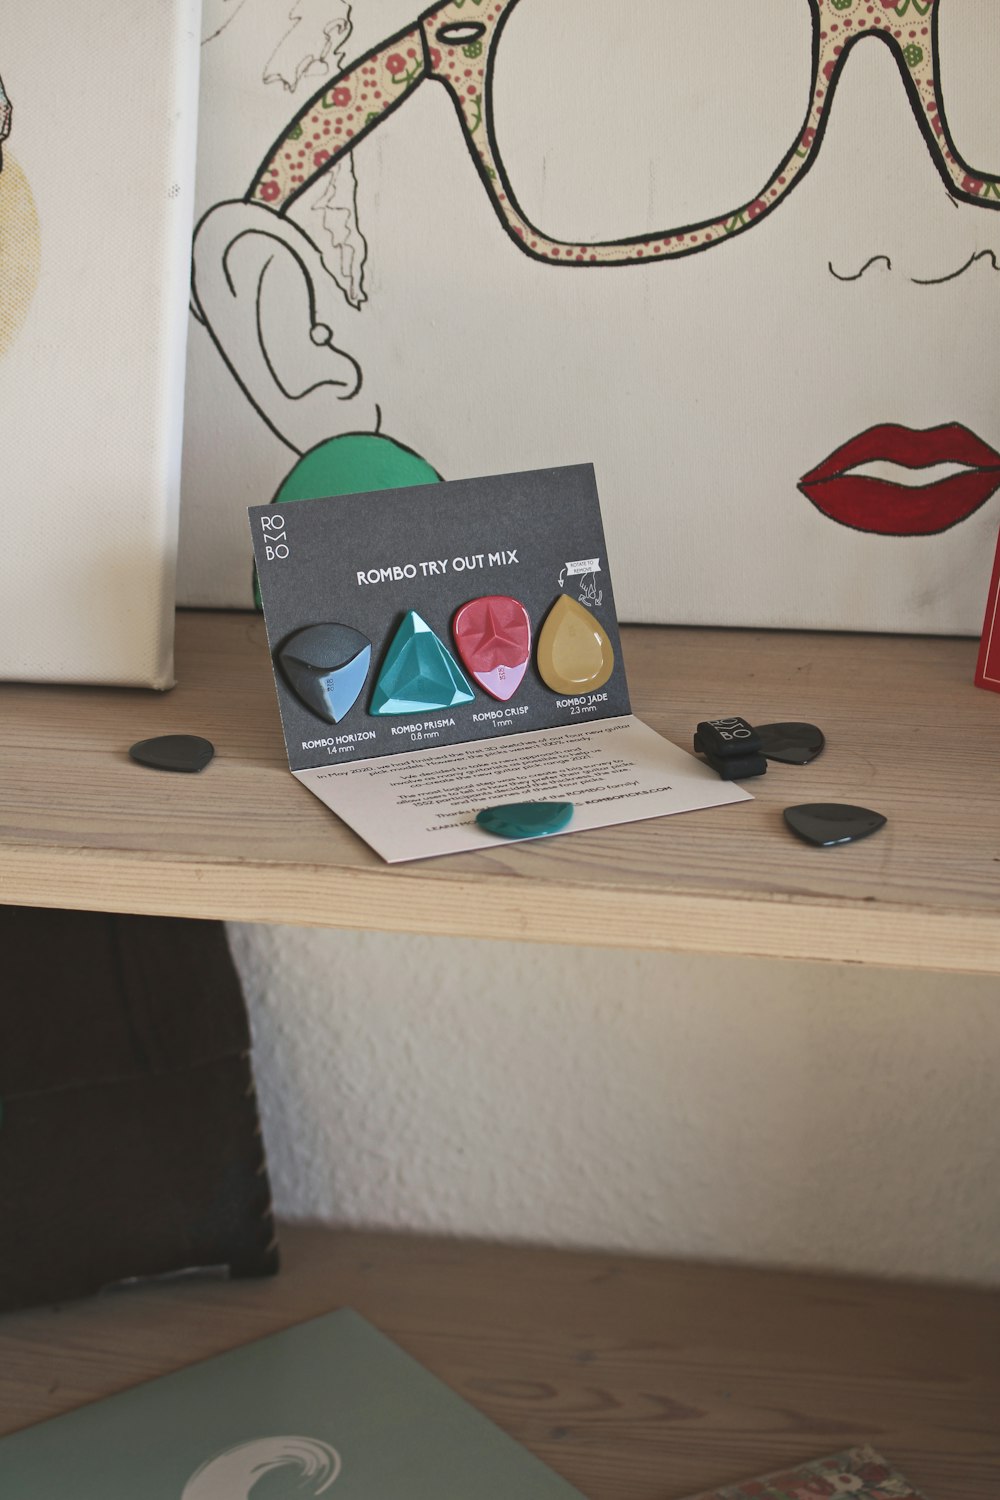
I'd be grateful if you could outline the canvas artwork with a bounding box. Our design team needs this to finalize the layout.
[181,0,1000,635]
[0,4,201,685]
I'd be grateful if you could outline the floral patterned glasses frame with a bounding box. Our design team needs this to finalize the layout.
[247,0,1000,267]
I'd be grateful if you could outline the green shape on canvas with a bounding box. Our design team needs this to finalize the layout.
[253,434,440,608]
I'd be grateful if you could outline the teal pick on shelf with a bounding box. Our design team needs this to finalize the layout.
[370,611,475,715]
[476,802,575,840]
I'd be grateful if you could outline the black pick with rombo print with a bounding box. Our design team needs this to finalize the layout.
[694,717,767,780]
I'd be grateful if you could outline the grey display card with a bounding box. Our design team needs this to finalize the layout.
[250,465,630,771]
[249,465,750,861]
[0,1308,587,1497]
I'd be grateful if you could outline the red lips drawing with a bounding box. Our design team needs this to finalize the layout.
[799,423,1000,535]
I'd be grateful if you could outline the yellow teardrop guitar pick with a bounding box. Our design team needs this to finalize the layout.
[536,595,614,696]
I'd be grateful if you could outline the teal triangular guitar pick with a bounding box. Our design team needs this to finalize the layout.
[371,612,475,715]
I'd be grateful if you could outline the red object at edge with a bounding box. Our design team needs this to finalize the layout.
[975,522,1000,693]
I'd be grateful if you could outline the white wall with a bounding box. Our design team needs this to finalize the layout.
[229,925,1000,1287]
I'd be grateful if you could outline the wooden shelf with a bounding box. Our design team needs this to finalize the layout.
[1,1226,997,1499]
[2,610,998,973]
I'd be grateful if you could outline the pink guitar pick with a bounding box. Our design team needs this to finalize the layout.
[452,595,531,701]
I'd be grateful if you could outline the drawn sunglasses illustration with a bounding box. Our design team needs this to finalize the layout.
[245,0,1000,267]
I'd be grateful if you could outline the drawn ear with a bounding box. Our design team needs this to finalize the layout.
[191,200,373,454]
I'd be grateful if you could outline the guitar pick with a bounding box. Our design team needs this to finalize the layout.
[756,722,825,764]
[452,595,531,701]
[784,803,886,848]
[476,801,574,840]
[129,735,214,773]
[536,594,614,696]
[277,623,371,724]
[370,611,475,715]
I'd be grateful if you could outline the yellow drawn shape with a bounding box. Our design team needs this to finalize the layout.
[0,155,40,359]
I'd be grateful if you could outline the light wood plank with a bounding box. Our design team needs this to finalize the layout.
[1,1227,996,1499]
[1,611,998,972]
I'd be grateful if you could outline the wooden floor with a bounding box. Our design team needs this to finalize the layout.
[1,1226,997,1498]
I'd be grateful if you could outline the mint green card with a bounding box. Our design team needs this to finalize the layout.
[0,1308,587,1498]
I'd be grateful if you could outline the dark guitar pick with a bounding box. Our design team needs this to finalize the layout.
[129,734,215,773]
[755,722,825,764]
[784,803,886,848]
[278,622,372,724]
